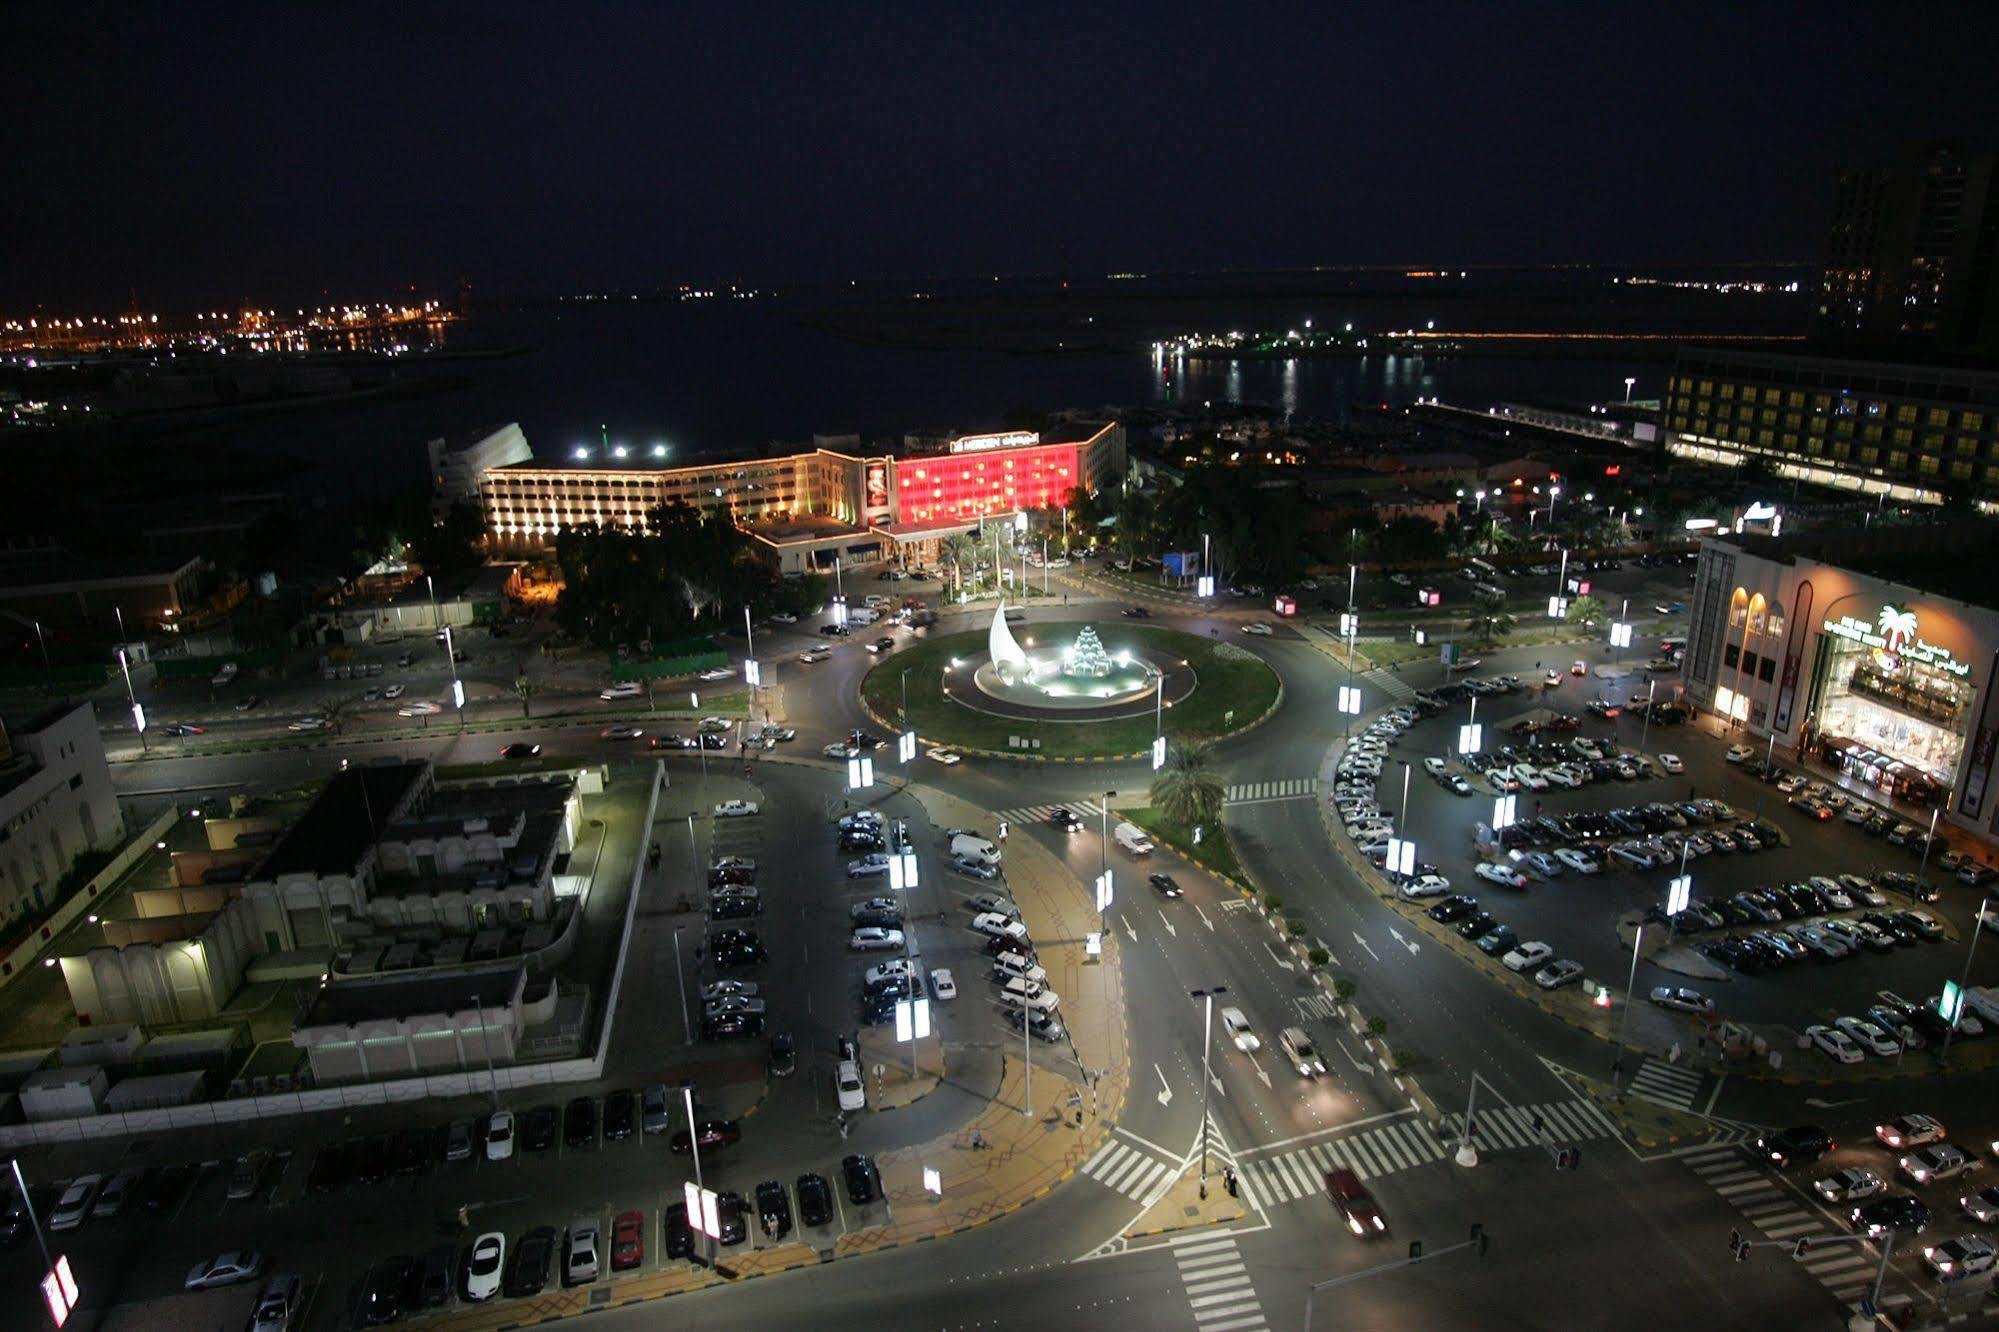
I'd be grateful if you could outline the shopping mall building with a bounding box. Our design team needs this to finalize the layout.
[1685,525,1999,841]
[473,423,1125,574]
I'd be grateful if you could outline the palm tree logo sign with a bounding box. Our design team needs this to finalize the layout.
[1876,605,1917,669]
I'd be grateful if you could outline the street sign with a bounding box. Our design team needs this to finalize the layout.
[686,1182,721,1239]
[1458,722,1483,754]
[744,659,762,687]
[1667,874,1691,917]
[1492,794,1516,829]
[1940,979,1965,1026]
[1095,871,1114,912]
[40,1255,77,1328]
[451,679,466,710]
[1151,735,1167,770]
[1338,686,1362,715]
[847,756,874,790]
[898,731,917,764]
[923,1167,942,1196]
[1339,613,1358,638]
[1609,622,1633,648]
[895,997,932,1041]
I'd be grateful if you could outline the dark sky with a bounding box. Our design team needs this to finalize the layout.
[11,1,1997,308]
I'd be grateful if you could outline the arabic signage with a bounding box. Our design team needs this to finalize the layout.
[1822,605,1971,679]
[949,431,1041,455]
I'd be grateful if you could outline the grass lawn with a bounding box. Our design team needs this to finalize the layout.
[862,624,1279,759]
[1122,805,1247,882]
[1356,639,1433,667]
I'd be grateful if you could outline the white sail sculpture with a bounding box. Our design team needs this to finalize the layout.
[989,601,1031,684]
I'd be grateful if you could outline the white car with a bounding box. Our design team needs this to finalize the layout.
[1219,1006,1260,1051]
[714,800,760,817]
[1474,862,1528,889]
[1513,766,1549,791]
[1422,757,1447,776]
[1835,1016,1902,1058]
[1815,1167,1887,1204]
[847,854,891,878]
[1877,1114,1948,1149]
[1553,848,1601,875]
[930,968,957,1001]
[1725,744,1752,764]
[770,612,798,624]
[397,701,443,717]
[1242,623,1274,636]
[823,742,859,759]
[1657,753,1684,773]
[1923,1235,1997,1280]
[992,952,1047,985]
[849,927,906,951]
[1502,942,1553,973]
[486,1109,515,1161]
[798,647,832,664]
[835,1059,867,1112]
[602,724,645,740]
[49,1175,101,1231]
[1533,960,1585,990]
[564,1219,601,1286]
[1961,1186,1999,1224]
[465,1232,505,1301]
[249,1275,304,1332]
[926,748,962,765]
[864,959,920,986]
[185,1251,266,1291]
[1649,986,1714,1013]
[970,912,1029,943]
[1902,1144,1976,1185]
[1806,1024,1864,1064]
[382,683,406,700]
[702,979,760,1001]
[600,682,644,700]
[1396,874,1451,900]
[698,667,735,681]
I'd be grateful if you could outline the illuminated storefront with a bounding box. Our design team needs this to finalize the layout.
[893,439,1082,527]
[1686,530,1999,844]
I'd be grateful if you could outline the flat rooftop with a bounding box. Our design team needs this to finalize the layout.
[1717,525,1999,616]
[299,966,522,1027]
[259,762,428,879]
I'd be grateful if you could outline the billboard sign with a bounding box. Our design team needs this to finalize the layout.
[864,462,889,510]
[1163,551,1199,578]
[949,431,1040,455]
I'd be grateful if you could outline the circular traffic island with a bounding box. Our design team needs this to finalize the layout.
[861,619,1280,760]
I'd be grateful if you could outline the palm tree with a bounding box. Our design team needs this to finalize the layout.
[1468,589,1516,649]
[320,693,360,736]
[1568,594,1606,632]
[1150,739,1226,831]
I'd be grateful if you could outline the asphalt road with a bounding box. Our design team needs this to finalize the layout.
[47,557,1999,1328]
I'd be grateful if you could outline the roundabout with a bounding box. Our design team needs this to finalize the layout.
[860,610,1280,759]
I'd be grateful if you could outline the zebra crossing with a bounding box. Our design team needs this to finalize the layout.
[1172,1233,1268,1332]
[1627,1057,1706,1112]
[1236,1117,1448,1205]
[990,800,1105,825]
[1437,1098,1620,1155]
[1222,778,1317,804]
[1078,1134,1182,1205]
[1682,1146,1879,1304]
[1360,667,1417,700]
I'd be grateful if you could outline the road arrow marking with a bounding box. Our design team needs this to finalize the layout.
[1155,1064,1173,1107]
[1352,931,1379,961]
[1210,1070,1227,1098]
[1156,908,1177,937]
[1193,903,1213,931]
[1805,1096,1863,1109]
[1250,1056,1272,1089]
[1121,915,1138,942]
[1387,926,1419,955]
[1333,1036,1372,1075]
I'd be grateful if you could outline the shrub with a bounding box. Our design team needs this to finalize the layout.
[1307,947,1331,968]
[1287,918,1307,938]
[1366,1016,1388,1040]
[1263,892,1283,912]
[1392,1048,1418,1072]
[1333,978,1357,1003]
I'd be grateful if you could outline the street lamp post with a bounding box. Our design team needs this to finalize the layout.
[672,925,692,1044]
[1192,986,1226,1198]
[470,992,501,1110]
[1623,376,1637,403]
[1635,678,1657,756]
[1942,897,1988,1064]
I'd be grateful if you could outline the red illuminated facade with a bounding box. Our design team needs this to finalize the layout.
[893,442,1081,526]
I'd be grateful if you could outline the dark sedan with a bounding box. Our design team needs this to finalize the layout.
[563,1097,597,1150]
[797,1173,835,1228]
[842,1153,882,1205]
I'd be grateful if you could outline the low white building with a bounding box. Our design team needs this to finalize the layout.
[428,422,532,521]
[0,702,123,931]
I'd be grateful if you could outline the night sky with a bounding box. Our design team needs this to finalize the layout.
[12,2,1997,308]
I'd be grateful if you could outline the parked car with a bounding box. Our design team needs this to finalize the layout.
[186,1250,267,1291]
[504,1226,556,1298]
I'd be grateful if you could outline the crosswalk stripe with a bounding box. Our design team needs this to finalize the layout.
[1762,1219,1817,1238]
[1196,1317,1268,1332]
[1402,1121,1445,1161]
[1187,1275,1254,1297]
[1191,1288,1255,1309]
[1374,1128,1414,1171]
[1276,1153,1314,1198]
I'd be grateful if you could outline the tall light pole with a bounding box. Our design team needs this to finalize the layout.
[1942,899,1989,1064]
[470,992,501,1110]
[1192,986,1226,1199]
[1623,376,1637,404]
[1635,678,1657,757]
[671,926,692,1044]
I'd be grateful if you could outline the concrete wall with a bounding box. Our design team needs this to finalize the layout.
[63,896,258,1025]
[0,806,175,991]
[0,704,125,931]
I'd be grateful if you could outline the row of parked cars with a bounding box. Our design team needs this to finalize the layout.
[1754,1115,1999,1281]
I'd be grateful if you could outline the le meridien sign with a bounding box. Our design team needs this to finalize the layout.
[1823,606,1971,679]
[949,431,1041,455]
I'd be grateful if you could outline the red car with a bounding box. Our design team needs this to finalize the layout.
[611,1211,644,1270]
[1543,714,1581,732]
[670,1119,741,1154]
[1326,1168,1386,1237]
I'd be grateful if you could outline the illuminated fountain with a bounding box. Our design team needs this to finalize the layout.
[970,604,1164,713]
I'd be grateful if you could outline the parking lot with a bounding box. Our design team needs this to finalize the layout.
[1337,661,1999,1069]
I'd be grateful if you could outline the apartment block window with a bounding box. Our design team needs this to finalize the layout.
[1927,407,1952,428]
[1963,412,1985,433]
[1781,433,1799,450]
[1889,451,1909,470]
[1863,425,1882,443]
[1858,446,1879,465]
[1758,429,1776,448]
[1784,412,1802,431]
[1894,427,1914,446]
[1918,454,1941,475]
[1896,404,1918,424]
[1720,383,1737,400]
[1950,461,1974,480]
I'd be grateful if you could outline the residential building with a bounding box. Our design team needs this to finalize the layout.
[427,422,532,521]
[1816,143,1999,355]
[0,703,123,930]
[1661,349,1999,503]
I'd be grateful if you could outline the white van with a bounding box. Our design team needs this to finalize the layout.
[1113,822,1155,855]
[846,607,881,626]
[999,978,1059,1012]
[950,833,1001,867]
[599,682,644,700]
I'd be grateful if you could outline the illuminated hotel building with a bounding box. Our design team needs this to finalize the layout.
[1686,527,1999,844]
[477,422,1124,572]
